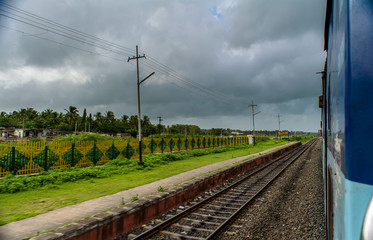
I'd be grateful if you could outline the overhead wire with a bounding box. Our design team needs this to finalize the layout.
[0,2,248,106]
[139,59,246,105]
[139,61,238,104]
[0,24,126,62]
[0,10,133,57]
[0,2,136,56]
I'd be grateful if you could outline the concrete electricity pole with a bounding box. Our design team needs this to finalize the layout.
[128,45,155,165]
[157,116,163,135]
[248,100,261,146]
[277,114,283,139]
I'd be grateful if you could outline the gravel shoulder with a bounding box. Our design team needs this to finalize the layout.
[217,139,326,240]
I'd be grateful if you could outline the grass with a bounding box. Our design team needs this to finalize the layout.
[0,138,302,225]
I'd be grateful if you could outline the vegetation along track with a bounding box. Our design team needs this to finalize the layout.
[126,139,317,240]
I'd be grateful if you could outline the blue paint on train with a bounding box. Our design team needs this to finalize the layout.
[323,0,373,239]
[346,0,373,185]
[325,0,373,185]
[328,150,373,239]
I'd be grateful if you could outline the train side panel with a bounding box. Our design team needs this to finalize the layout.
[324,0,373,239]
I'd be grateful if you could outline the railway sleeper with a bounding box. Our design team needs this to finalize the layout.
[159,230,205,240]
[190,212,228,221]
[217,196,247,203]
[171,223,214,234]
[180,218,221,227]
[210,200,244,207]
[206,203,239,210]
[197,208,235,215]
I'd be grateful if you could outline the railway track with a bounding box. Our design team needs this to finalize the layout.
[127,139,317,240]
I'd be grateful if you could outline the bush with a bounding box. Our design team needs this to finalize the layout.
[0,142,265,194]
[53,133,117,142]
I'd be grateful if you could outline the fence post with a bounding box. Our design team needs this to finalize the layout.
[93,142,97,165]
[111,141,115,160]
[71,143,75,167]
[126,142,130,159]
[11,146,16,175]
[44,146,48,171]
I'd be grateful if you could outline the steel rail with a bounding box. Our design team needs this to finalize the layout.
[206,138,317,239]
[131,139,317,240]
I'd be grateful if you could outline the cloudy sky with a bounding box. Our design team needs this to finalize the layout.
[0,0,325,132]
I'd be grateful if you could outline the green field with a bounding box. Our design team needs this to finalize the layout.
[0,138,309,225]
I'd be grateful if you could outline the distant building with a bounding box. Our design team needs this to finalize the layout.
[0,127,15,138]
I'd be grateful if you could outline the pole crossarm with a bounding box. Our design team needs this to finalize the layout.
[127,54,146,62]
[139,72,155,85]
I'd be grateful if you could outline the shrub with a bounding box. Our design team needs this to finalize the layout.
[0,142,272,194]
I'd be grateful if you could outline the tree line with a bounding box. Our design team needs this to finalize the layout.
[0,107,315,137]
[0,106,204,137]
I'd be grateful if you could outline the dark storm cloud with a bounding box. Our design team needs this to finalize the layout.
[0,0,325,131]
[228,0,325,48]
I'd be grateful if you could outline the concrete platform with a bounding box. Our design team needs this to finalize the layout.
[0,142,296,240]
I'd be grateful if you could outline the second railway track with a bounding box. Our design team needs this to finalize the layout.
[127,139,318,240]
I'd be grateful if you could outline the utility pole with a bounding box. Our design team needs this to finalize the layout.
[276,114,283,139]
[157,116,163,135]
[128,45,155,165]
[248,100,261,146]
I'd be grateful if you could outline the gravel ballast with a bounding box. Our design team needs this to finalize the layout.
[217,139,326,240]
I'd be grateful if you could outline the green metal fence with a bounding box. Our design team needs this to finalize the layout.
[0,136,251,177]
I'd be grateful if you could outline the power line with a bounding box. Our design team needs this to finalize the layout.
[0,11,132,57]
[0,24,126,62]
[0,2,136,56]
[0,2,248,106]
[144,55,247,105]
[2,19,236,104]
[139,60,244,105]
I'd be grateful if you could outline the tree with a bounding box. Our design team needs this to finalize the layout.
[103,111,116,133]
[64,106,79,130]
[128,115,138,130]
[0,115,16,128]
[40,109,59,128]
[94,112,103,132]
[88,113,93,132]
[82,108,87,132]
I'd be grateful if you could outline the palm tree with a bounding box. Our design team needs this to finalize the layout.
[64,106,79,131]
[105,111,115,122]
[82,108,87,132]
[41,109,59,128]
[94,112,103,132]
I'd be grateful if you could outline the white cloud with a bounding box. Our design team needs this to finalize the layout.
[0,66,90,89]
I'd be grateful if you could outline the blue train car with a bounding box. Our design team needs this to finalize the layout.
[322,0,373,239]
